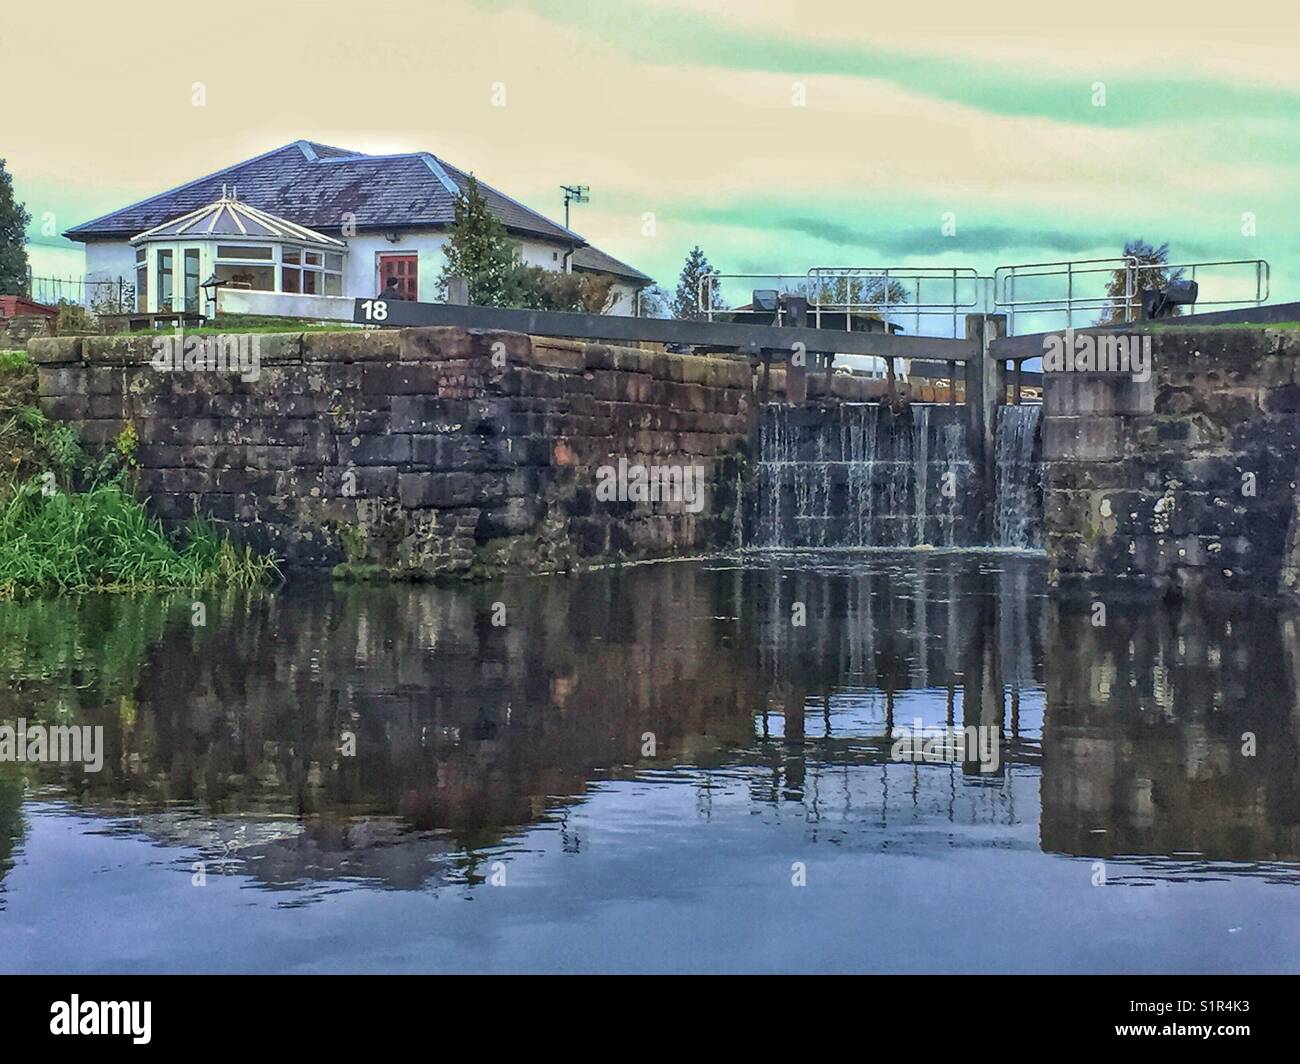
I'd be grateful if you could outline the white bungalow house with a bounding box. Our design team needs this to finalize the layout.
[65,140,653,316]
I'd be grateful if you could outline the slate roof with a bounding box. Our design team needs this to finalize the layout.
[65,140,581,244]
[571,245,652,284]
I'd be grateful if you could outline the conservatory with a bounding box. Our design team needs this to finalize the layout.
[130,193,347,315]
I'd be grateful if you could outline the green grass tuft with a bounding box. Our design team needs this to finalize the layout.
[0,479,280,597]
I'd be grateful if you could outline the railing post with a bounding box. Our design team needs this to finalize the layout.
[1066,261,1073,329]
[965,313,1007,543]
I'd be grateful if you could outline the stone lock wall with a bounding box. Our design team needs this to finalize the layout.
[1043,327,1300,599]
[29,327,755,578]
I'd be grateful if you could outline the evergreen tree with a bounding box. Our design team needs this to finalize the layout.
[438,175,517,306]
[0,159,31,296]
[1098,239,1184,324]
[671,245,725,319]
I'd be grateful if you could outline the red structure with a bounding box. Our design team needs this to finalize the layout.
[0,295,58,321]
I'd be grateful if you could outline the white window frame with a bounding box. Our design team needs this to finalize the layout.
[280,244,344,297]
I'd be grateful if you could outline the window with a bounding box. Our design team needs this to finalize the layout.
[216,244,273,260]
[136,263,147,311]
[215,263,274,291]
[183,248,201,313]
[157,249,173,311]
[279,245,344,297]
[214,243,280,293]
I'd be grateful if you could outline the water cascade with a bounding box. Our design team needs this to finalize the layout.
[749,402,1042,550]
[992,404,1043,549]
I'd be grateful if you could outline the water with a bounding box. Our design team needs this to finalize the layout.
[1,555,1296,974]
[994,404,1044,549]
[752,402,1040,549]
[753,404,976,547]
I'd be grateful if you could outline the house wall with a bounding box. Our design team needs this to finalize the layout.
[606,280,639,315]
[518,238,567,270]
[347,231,449,302]
[84,239,137,298]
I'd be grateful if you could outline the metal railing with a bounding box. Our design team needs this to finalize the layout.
[696,273,814,325]
[23,271,136,313]
[806,267,985,339]
[993,256,1269,334]
[697,267,988,339]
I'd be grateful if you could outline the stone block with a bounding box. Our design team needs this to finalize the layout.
[303,330,395,362]
[27,337,82,364]
[398,471,477,508]
[360,363,445,395]
[1042,415,1124,461]
[83,335,157,366]
[339,433,411,465]
[530,340,587,372]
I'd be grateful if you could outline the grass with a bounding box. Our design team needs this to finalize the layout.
[0,357,280,596]
[0,479,280,597]
[0,350,30,371]
[151,314,364,336]
[1140,319,1300,331]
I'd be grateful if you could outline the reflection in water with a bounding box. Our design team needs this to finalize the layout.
[1043,599,1300,866]
[0,554,1297,973]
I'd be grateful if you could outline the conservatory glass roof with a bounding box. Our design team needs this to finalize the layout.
[130,193,346,247]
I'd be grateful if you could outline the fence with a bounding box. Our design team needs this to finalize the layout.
[23,272,135,313]
[992,257,1269,334]
[697,268,987,340]
[698,257,1272,340]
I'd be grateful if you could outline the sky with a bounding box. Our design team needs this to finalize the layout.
[3,0,1298,330]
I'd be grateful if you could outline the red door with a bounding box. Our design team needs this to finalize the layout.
[378,254,418,300]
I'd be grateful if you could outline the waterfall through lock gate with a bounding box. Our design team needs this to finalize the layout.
[749,402,1042,550]
[992,404,1044,550]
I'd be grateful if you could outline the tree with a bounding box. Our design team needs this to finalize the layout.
[636,284,670,318]
[671,246,726,319]
[438,176,618,313]
[798,274,909,321]
[437,175,517,306]
[0,159,31,296]
[1098,239,1184,324]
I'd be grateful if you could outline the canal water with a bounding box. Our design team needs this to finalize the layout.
[1,553,1297,973]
